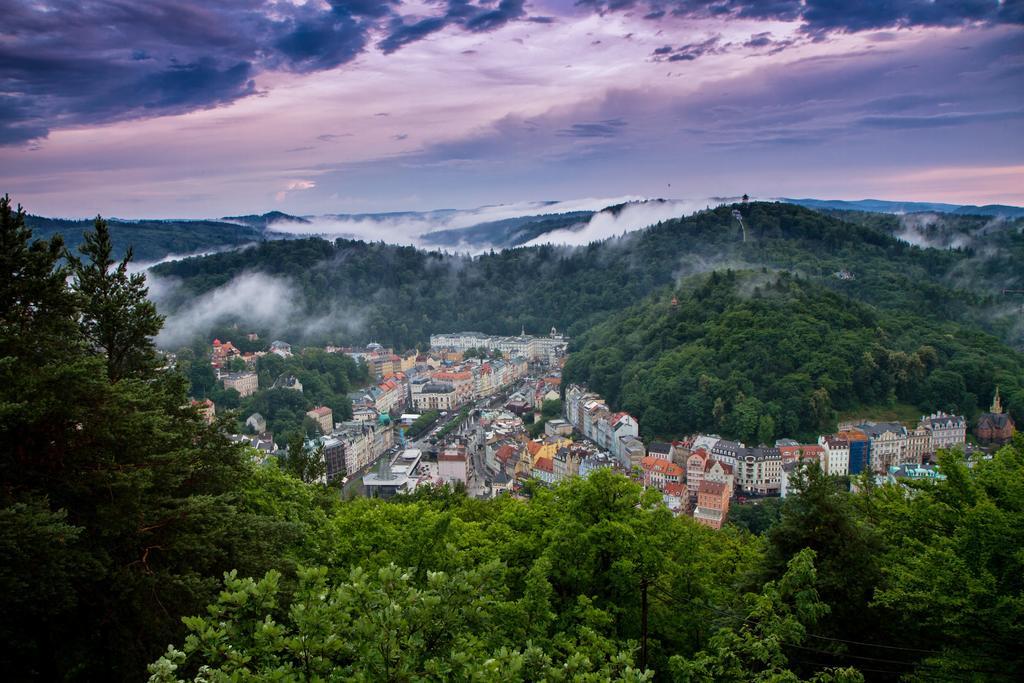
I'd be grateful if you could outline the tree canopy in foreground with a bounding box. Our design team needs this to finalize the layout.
[1,195,1021,682]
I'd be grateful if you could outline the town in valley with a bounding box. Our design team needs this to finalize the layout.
[193,327,1017,530]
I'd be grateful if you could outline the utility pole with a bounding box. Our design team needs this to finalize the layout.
[639,576,649,670]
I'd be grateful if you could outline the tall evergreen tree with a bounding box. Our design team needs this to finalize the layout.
[0,201,285,680]
[71,216,163,381]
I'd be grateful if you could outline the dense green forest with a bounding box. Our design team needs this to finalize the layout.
[24,214,271,263]
[821,209,1024,295]
[180,344,370,437]
[2,196,1024,681]
[150,202,1023,352]
[564,270,1024,442]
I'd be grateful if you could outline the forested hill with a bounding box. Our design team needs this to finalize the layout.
[785,197,1024,218]
[5,196,1024,682]
[419,209,593,248]
[24,214,270,263]
[151,201,1021,351]
[564,271,1024,443]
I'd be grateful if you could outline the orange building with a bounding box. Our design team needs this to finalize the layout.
[693,480,730,530]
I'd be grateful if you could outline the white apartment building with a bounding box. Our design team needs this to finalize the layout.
[818,435,850,476]
[920,412,966,451]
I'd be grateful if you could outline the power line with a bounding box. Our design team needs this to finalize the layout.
[803,632,941,654]
[789,658,956,681]
[649,582,1016,679]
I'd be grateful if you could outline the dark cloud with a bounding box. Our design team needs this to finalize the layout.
[654,35,724,61]
[674,27,1024,152]
[392,133,410,141]
[1,0,538,145]
[744,31,773,47]
[317,133,354,142]
[273,10,367,72]
[379,0,527,53]
[579,0,1023,34]
[742,31,799,54]
[463,0,527,31]
[378,16,449,53]
[556,118,628,138]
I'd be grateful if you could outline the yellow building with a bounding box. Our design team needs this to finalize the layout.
[526,436,572,466]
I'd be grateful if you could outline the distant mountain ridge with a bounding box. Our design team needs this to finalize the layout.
[149,201,1023,349]
[783,197,1024,217]
[221,211,310,228]
[24,214,268,263]
[419,211,594,249]
[23,196,1024,266]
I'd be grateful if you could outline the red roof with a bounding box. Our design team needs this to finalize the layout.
[434,370,472,381]
[640,456,683,477]
[838,430,869,442]
[664,482,687,497]
[439,451,467,462]
[534,457,553,473]
[699,480,727,496]
[212,339,221,345]
[308,406,332,417]
[496,444,518,464]
[706,459,733,474]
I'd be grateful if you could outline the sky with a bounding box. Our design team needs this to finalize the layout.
[2,0,1023,219]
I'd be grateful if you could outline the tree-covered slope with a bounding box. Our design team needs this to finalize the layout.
[151,202,1018,351]
[564,270,1024,442]
[419,210,593,249]
[24,214,270,263]
[785,197,1024,218]
[4,195,1024,682]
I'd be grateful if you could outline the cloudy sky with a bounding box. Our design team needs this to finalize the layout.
[2,0,1022,218]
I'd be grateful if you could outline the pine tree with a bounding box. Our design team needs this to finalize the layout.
[71,216,163,381]
[0,198,283,680]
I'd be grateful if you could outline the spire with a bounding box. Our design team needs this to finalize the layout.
[992,386,1003,414]
[521,325,525,337]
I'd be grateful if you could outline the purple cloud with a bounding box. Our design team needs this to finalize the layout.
[0,0,538,145]
[653,35,725,61]
[556,118,628,138]
[579,0,1023,33]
